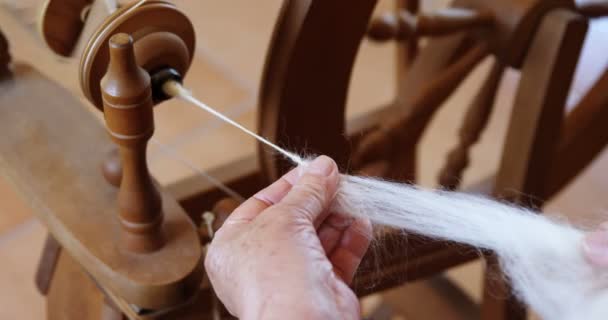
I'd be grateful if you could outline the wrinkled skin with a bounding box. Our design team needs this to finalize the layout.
[205,156,373,320]
[583,222,608,268]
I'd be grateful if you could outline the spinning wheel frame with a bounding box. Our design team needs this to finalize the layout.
[258,1,590,319]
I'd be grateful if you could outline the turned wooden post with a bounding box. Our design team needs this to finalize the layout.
[101,33,164,253]
[101,148,122,187]
[439,60,505,189]
[368,8,494,41]
[0,30,10,74]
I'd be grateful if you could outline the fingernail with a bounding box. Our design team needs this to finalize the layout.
[583,230,608,267]
[306,156,334,176]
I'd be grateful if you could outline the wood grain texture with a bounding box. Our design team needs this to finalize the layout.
[0,65,203,309]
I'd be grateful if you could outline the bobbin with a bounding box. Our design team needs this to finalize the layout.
[79,0,196,111]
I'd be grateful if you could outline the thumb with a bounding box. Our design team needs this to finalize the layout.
[274,156,340,224]
[583,223,608,267]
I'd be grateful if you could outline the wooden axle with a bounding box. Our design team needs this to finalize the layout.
[368,8,494,41]
[101,33,164,253]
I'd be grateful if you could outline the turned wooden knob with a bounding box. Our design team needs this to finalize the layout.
[198,198,239,243]
[101,148,122,187]
[368,13,401,41]
[368,8,493,41]
[101,33,164,253]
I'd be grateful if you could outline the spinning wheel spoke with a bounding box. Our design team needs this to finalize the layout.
[368,7,494,41]
[353,40,490,180]
[577,0,608,17]
[439,59,505,189]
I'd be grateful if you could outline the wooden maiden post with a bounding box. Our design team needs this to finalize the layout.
[101,33,164,253]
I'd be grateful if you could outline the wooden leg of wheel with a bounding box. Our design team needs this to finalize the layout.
[480,256,526,320]
[35,234,62,295]
[47,251,107,320]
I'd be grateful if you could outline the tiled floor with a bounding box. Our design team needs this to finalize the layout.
[0,0,607,319]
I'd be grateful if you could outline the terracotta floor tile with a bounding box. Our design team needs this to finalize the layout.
[0,175,32,235]
[0,219,46,319]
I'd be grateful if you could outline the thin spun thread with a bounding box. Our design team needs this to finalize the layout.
[149,139,245,202]
[163,81,304,166]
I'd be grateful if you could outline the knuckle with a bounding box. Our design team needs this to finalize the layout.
[294,181,327,209]
[204,244,223,276]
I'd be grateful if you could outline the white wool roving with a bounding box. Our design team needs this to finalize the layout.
[165,82,608,320]
[332,174,608,320]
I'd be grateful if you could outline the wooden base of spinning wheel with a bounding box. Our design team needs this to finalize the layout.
[0,1,206,317]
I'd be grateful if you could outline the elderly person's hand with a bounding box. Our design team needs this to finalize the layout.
[205,156,373,320]
[583,222,608,267]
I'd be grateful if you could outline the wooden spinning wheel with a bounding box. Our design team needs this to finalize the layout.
[256,0,607,319]
[0,0,607,319]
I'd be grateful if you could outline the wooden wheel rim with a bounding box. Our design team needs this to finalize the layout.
[79,0,195,110]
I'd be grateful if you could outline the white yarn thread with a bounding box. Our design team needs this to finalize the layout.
[165,82,608,319]
[163,81,304,166]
